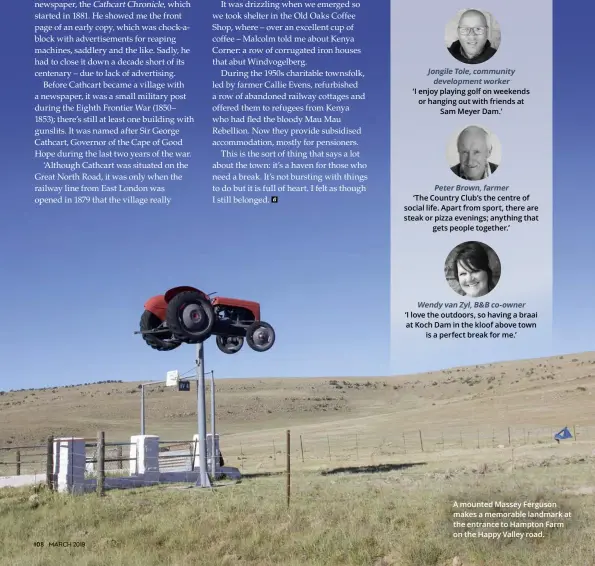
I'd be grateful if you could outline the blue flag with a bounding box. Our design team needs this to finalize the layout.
[554,427,572,441]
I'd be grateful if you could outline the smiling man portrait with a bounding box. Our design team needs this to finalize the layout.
[449,125,500,181]
[446,9,499,65]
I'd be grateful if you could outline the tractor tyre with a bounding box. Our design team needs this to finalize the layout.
[216,335,244,354]
[165,291,215,344]
[246,321,276,352]
[139,310,181,352]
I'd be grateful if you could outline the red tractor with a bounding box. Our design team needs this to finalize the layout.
[138,286,275,354]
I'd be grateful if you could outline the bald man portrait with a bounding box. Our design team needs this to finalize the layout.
[447,9,498,64]
[450,126,499,180]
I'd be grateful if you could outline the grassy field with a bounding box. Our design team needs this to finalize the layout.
[2,350,595,564]
[1,456,594,566]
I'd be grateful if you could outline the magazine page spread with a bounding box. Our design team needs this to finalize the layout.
[0,1,593,564]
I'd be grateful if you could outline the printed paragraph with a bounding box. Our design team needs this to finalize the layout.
[403,193,539,234]
[33,0,194,206]
[210,0,370,204]
[416,68,532,116]
[452,500,571,541]
[404,303,538,340]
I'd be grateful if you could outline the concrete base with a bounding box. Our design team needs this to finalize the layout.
[0,474,45,489]
[0,468,241,493]
[218,466,241,480]
[77,467,242,493]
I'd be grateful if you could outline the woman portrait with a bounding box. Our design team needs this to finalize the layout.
[445,241,501,297]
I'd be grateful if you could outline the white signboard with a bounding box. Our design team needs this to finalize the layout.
[166,370,179,387]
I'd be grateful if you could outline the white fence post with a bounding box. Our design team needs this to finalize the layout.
[56,437,86,494]
[130,435,160,483]
[193,433,220,475]
[53,438,61,484]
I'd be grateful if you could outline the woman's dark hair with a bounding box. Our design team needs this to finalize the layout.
[451,242,494,290]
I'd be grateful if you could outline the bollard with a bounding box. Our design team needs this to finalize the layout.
[97,432,105,497]
[286,430,291,508]
[46,436,53,490]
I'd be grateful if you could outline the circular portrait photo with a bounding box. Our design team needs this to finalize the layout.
[447,124,501,181]
[445,9,500,65]
[444,241,501,297]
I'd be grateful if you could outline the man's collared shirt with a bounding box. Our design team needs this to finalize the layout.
[448,39,497,64]
[451,162,498,180]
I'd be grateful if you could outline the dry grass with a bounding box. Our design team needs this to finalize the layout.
[2,353,595,451]
[1,457,594,566]
[3,350,595,564]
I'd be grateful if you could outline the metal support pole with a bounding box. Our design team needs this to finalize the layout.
[141,384,145,435]
[286,430,291,507]
[196,342,210,487]
[196,366,204,442]
[210,370,216,479]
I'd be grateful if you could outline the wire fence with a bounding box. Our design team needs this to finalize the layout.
[0,438,53,480]
[0,423,591,495]
[218,423,592,475]
[84,441,133,479]
[83,439,202,477]
[0,448,46,476]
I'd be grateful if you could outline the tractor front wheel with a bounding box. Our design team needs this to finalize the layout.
[139,310,181,351]
[246,321,275,352]
[216,335,244,354]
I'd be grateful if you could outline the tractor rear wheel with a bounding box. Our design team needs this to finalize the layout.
[166,291,215,344]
